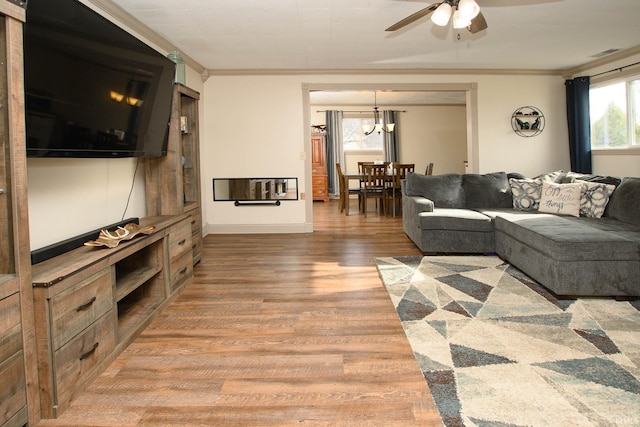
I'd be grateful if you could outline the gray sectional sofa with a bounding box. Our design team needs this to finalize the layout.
[401,171,640,298]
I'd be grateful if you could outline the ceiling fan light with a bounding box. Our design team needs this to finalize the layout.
[431,2,452,26]
[457,0,480,21]
[452,10,471,29]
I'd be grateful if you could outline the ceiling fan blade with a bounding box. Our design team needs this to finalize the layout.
[468,10,488,33]
[385,3,441,32]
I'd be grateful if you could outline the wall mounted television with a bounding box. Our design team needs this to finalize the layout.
[24,0,176,158]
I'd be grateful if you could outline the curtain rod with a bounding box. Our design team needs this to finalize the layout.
[315,110,406,113]
[591,60,640,78]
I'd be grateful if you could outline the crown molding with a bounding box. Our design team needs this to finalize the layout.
[82,0,206,74]
[205,67,564,77]
[563,45,640,79]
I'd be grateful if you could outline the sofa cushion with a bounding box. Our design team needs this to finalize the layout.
[564,216,640,244]
[509,178,543,210]
[418,208,493,232]
[462,172,512,209]
[605,177,640,226]
[507,172,526,180]
[494,215,638,262]
[538,182,581,217]
[405,172,465,208]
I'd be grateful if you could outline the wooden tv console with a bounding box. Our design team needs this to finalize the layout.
[31,215,193,418]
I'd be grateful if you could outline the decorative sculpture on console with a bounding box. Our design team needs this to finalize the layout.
[84,223,155,248]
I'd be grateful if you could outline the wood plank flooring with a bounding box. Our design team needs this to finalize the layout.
[37,199,442,426]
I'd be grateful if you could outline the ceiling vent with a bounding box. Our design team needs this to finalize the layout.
[591,49,621,58]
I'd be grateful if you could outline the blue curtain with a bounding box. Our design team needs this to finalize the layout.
[325,110,344,196]
[565,76,592,173]
[383,110,399,162]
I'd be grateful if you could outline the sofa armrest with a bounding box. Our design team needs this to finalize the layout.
[407,195,435,213]
[402,193,434,236]
[402,180,435,213]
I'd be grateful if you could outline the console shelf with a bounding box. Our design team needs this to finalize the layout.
[31,214,193,419]
[116,278,164,341]
[114,243,163,302]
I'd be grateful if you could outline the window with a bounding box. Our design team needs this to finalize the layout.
[590,76,640,148]
[342,117,383,151]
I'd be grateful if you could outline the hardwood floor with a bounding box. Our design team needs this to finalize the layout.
[37,200,442,426]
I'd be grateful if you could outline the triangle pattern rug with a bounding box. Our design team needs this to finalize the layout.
[375,255,640,427]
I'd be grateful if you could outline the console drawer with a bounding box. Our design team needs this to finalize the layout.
[54,310,115,408]
[0,292,26,427]
[0,351,27,427]
[168,220,192,264]
[0,293,22,363]
[171,252,193,293]
[187,209,201,237]
[50,268,114,350]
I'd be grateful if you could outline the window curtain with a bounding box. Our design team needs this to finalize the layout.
[565,76,592,173]
[325,110,344,197]
[383,110,399,162]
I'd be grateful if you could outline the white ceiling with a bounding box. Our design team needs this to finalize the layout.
[106,0,640,105]
[110,0,640,72]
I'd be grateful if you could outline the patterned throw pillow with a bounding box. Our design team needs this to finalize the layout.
[577,180,616,218]
[538,182,581,217]
[509,178,543,210]
[535,170,567,183]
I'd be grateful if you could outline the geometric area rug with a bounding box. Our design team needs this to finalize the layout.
[375,255,640,427]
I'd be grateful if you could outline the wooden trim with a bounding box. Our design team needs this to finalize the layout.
[0,1,25,22]
[4,11,40,424]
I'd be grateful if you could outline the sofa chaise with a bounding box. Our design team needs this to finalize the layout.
[401,171,640,298]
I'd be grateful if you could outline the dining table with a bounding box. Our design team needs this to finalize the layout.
[342,163,415,216]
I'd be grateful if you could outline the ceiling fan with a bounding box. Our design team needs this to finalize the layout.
[386,0,488,34]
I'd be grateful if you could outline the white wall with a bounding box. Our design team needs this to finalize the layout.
[203,76,308,233]
[202,73,571,233]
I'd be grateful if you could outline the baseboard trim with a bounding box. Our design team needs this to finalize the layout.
[205,223,313,234]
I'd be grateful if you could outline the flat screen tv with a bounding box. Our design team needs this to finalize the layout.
[24,0,176,158]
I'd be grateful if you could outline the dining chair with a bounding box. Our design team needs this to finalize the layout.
[357,161,373,189]
[357,161,373,174]
[361,163,387,217]
[387,163,415,217]
[336,163,361,214]
[425,162,434,175]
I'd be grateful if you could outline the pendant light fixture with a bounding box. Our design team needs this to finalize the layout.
[362,91,395,135]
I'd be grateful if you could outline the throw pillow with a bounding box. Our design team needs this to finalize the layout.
[463,172,513,209]
[563,171,621,187]
[538,182,581,217]
[535,170,567,183]
[509,178,542,210]
[576,180,616,218]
